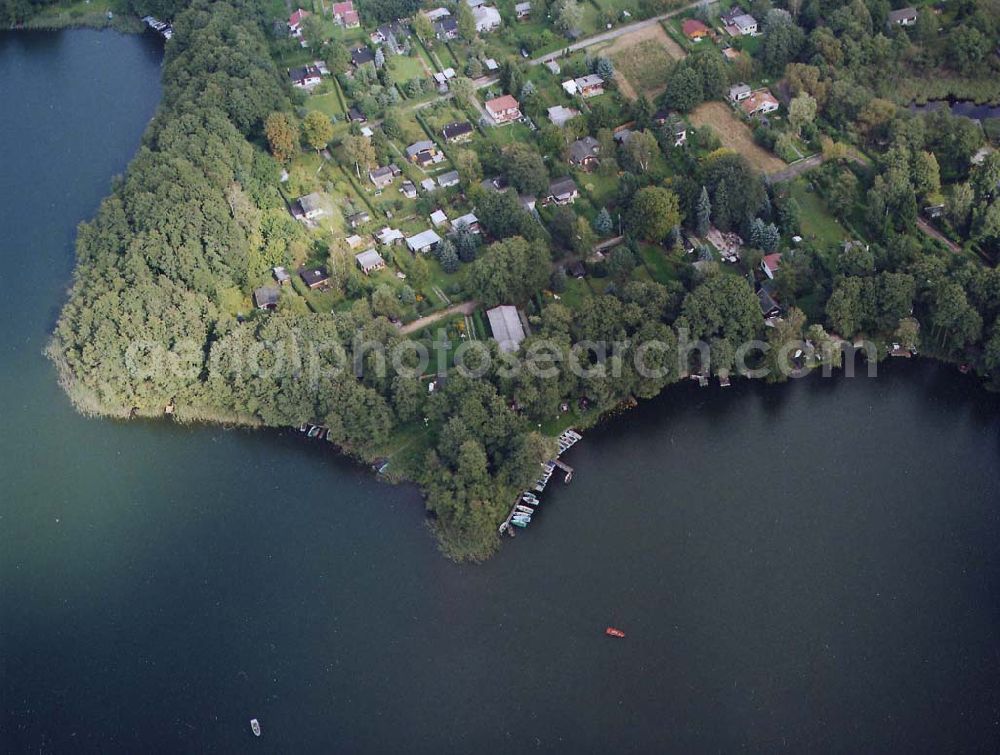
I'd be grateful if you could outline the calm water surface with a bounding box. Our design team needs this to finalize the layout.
[3,30,1000,754]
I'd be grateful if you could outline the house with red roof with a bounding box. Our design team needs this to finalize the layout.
[485,95,522,124]
[681,18,709,41]
[288,8,310,36]
[761,253,782,279]
[740,89,780,117]
[332,1,360,28]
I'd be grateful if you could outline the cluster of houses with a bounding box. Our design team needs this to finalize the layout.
[467,0,502,34]
[423,0,504,39]
[720,7,759,37]
[561,74,605,99]
[681,8,759,42]
[255,262,333,305]
[332,1,360,28]
[370,20,408,53]
[729,83,779,118]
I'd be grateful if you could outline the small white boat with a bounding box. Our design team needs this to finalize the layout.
[250,718,261,737]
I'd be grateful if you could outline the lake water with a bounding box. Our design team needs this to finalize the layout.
[909,100,1000,121]
[4,30,1000,753]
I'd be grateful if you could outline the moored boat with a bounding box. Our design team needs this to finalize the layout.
[250,718,261,736]
[605,627,625,638]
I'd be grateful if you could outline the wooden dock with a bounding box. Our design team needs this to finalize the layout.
[498,430,580,535]
[553,459,574,483]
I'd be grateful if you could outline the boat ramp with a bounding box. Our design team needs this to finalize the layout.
[499,429,581,535]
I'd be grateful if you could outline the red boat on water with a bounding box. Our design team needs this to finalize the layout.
[605,627,626,638]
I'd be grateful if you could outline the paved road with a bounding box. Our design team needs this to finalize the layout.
[528,1,713,65]
[399,300,477,335]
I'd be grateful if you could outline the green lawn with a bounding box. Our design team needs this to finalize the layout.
[23,0,133,28]
[559,276,594,309]
[637,244,680,285]
[789,179,849,246]
[575,170,620,210]
[485,122,535,146]
[306,91,346,120]
[388,53,428,82]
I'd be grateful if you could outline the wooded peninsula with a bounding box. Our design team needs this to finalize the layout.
[15,0,1000,559]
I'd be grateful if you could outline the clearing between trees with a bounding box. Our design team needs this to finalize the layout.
[689,101,788,174]
[604,24,684,101]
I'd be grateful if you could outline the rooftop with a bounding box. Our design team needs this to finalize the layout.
[356,248,385,269]
[298,192,324,214]
[407,229,442,250]
[549,176,578,197]
[486,94,520,112]
[442,121,473,139]
[486,305,526,353]
[406,140,436,157]
[547,105,579,127]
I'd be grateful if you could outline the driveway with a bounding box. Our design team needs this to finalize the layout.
[766,154,823,184]
[917,218,962,254]
[399,301,477,335]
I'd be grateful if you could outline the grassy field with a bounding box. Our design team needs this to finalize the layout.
[688,102,787,174]
[604,24,684,100]
[388,53,428,82]
[559,276,594,309]
[788,179,849,246]
[22,0,126,28]
[575,170,620,210]
[637,244,681,285]
[306,91,346,119]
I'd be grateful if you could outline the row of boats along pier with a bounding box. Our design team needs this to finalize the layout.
[141,16,173,39]
[499,429,581,535]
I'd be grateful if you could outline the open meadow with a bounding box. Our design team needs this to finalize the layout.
[689,101,788,174]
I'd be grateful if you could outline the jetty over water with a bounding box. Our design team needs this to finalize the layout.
[142,16,173,39]
[499,429,580,535]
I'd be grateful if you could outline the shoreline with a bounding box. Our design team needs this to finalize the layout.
[36,9,1000,562]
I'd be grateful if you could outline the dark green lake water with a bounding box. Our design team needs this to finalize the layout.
[4,30,1000,754]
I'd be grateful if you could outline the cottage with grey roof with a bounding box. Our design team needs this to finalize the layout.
[486,305,526,353]
[568,135,600,170]
[355,248,386,275]
[437,170,460,188]
[546,177,579,205]
[295,192,326,220]
[369,166,394,189]
[406,229,442,254]
[254,286,280,310]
